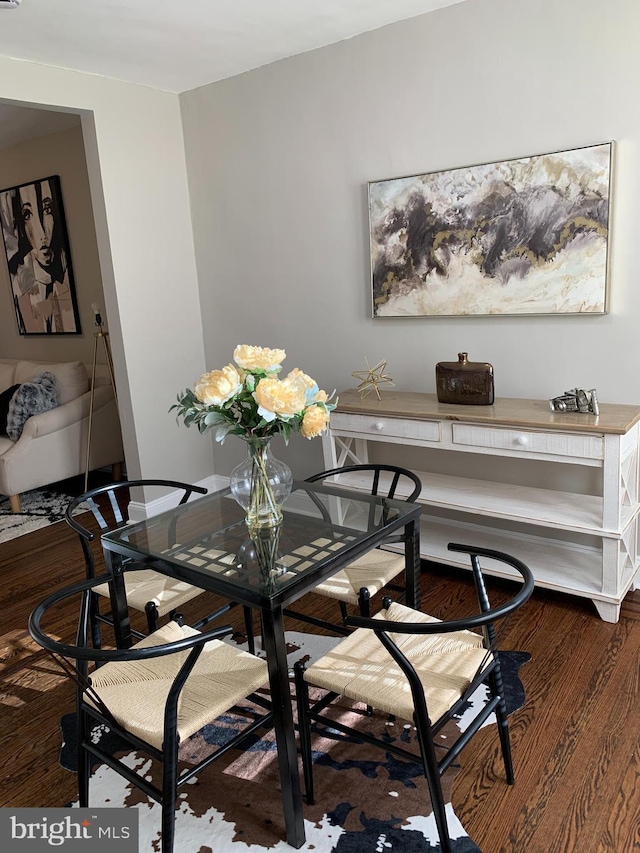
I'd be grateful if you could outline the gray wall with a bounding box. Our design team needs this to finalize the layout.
[0,125,106,364]
[180,0,639,479]
[0,61,212,488]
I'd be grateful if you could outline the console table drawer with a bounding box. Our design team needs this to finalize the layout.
[452,423,604,460]
[331,412,441,443]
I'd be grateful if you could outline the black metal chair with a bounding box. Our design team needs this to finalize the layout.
[28,573,273,853]
[284,464,422,633]
[294,543,534,853]
[66,479,255,650]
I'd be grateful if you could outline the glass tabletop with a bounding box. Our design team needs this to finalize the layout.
[101,480,421,608]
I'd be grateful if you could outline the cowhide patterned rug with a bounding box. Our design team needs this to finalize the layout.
[59,632,530,853]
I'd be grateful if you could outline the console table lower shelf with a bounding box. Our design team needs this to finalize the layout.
[323,390,640,623]
[348,487,637,623]
[414,513,636,623]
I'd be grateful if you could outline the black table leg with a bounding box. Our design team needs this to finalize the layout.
[104,550,133,649]
[261,606,305,848]
[405,517,421,610]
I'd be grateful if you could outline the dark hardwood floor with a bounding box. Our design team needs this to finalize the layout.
[1,507,638,852]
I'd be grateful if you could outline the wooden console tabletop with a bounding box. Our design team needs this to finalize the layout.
[335,389,640,436]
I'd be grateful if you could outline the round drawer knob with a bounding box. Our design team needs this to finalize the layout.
[514,435,528,446]
[374,422,385,431]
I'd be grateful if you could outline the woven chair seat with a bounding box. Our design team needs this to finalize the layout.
[295,544,535,853]
[94,570,204,617]
[303,601,487,724]
[88,622,269,749]
[313,548,405,605]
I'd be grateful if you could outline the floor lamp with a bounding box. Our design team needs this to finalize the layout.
[84,303,119,491]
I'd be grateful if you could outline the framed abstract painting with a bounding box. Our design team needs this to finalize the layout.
[369,142,612,317]
[0,174,81,335]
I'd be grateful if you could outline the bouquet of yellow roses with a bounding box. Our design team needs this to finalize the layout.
[171,344,337,443]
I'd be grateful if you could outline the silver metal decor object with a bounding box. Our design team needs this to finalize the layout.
[549,388,599,415]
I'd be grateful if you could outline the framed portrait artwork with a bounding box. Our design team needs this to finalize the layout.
[369,142,612,318]
[0,174,81,335]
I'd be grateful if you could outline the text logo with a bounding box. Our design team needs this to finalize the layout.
[0,809,138,851]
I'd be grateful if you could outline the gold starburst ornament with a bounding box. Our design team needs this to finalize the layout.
[351,357,395,400]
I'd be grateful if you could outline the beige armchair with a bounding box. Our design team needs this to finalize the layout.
[0,358,123,512]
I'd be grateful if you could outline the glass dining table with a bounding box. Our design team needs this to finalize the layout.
[100,479,422,848]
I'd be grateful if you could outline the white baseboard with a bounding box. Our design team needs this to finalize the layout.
[127,474,230,521]
[126,475,315,524]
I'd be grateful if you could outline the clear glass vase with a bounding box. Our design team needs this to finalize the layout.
[229,437,293,531]
[237,526,285,593]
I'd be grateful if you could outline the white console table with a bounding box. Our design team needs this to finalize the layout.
[322,390,640,622]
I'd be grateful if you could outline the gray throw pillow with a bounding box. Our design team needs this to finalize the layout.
[6,372,59,441]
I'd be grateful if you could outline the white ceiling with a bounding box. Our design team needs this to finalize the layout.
[0,0,466,152]
[0,103,80,151]
[0,0,465,94]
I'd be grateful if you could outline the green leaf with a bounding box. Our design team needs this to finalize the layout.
[204,411,227,426]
